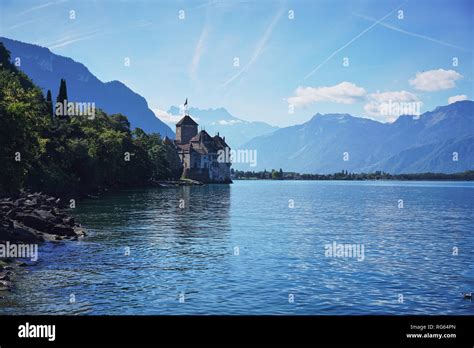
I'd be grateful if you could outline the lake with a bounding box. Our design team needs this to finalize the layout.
[1,180,473,315]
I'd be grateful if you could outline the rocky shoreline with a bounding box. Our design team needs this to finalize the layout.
[0,192,86,292]
[0,182,207,293]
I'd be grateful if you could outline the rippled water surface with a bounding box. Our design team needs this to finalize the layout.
[1,181,473,314]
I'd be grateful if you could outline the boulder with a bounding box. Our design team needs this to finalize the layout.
[0,279,12,291]
[0,225,44,243]
[50,224,76,236]
[24,198,38,207]
[13,198,26,208]
[33,209,60,223]
[0,272,11,281]
[15,213,54,233]
[62,216,75,226]
[6,208,20,219]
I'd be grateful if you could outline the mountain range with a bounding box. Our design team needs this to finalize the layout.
[239,101,474,174]
[166,106,278,148]
[0,37,173,137]
[1,36,472,174]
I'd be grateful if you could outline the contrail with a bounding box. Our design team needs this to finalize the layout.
[354,13,470,52]
[304,1,408,81]
[221,6,284,88]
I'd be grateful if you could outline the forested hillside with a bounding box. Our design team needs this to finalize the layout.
[0,43,182,196]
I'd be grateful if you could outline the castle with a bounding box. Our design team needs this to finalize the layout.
[165,114,232,183]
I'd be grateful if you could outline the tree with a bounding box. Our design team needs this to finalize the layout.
[46,89,53,117]
[56,78,68,118]
[0,41,184,196]
[0,42,49,194]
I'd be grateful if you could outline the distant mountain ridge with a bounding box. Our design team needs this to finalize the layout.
[239,101,474,174]
[166,106,278,148]
[0,37,173,137]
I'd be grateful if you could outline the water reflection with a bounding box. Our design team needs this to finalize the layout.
[1,181,473,315]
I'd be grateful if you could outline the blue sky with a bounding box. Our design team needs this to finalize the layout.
[1,0,473,126]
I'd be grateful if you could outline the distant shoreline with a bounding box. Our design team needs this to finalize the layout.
[233,178,474,181]
[232,170,474,181]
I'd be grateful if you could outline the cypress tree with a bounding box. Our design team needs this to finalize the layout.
[57,79,68,103]
[56,79,68,118]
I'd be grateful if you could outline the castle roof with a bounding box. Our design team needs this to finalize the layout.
[213,135,229,149]
[190,130,211,143]
[176,115,198,126]
[185,130,230,155]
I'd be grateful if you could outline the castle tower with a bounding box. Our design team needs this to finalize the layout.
[176,115,198,144]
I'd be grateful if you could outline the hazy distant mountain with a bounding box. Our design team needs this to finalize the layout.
[167,106,278,148]
[0,37,173,137]
[239,101,474,174]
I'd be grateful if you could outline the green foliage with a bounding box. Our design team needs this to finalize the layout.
[0,43,49,194]
[46,89,53,117]
[271,168,283,179]
[0,42,182,196]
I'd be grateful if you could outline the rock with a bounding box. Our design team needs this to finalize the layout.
[1,191,86,249]
[0,216,13,229]
[0,201,14,209]
[0,279,12,291]
[0,279,13,287]
[13,198,26,208]
[0,225,44,243]
[6,208,19,219]
[51,224,76,236]
[33,209,61,224]
[52,208,63,216]
[24,199,38,207]
[63,216,75,226]
[74,227,86,236]
[15,213,54,233]
[0,272,11,281]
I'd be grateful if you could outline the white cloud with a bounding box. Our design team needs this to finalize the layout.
[409,69,463,92]
[364,90,422,122]
[217,119,243,126]
[287,82,366,107]
[448,94,468,104]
